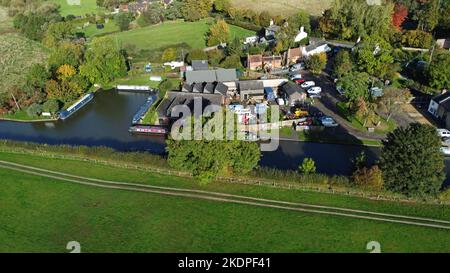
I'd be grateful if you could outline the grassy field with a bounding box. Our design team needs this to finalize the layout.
[230,0,332,16]
[0,34,49,94]
[80,19,120,38]
[0,151,449,252]
[0,7,14,34]
[49,0,106,16]
[109,19,256,50]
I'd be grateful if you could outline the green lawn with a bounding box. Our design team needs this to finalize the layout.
[109,19,256,50]
[48,0,106,16]
[0,110,56,121]
[0,151,449,252]
[80,19,119,38]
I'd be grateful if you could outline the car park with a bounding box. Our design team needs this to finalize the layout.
[301,81,315,89]
[294,79,305,84]
[307,87,322,94]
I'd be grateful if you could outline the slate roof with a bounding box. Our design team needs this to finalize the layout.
[215,69,237,82]
[186,70,216,84]
[238,80,264,91]
[214,82,228,96]
[433,92,450,111]
[281,82,304,96]
[191,60,209,71]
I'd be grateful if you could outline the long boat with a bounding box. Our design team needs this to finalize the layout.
[128,125,168,135]
[59,93,94,120]
[131,95,158,125]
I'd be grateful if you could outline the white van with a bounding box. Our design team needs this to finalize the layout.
[437,129,450,138]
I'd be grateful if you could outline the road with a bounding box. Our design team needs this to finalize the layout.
[1,159,450,230]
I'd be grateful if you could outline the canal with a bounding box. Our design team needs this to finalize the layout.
[0,89,448,185]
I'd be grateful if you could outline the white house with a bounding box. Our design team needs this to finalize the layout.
[164,61,184,70]
[301,41,331,57]
[294,26,308,43]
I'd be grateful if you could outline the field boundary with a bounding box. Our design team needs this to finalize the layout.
[0,145,448,206]
[1,159,450,230]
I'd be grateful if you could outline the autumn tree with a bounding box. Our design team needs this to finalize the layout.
[332,50,353,78]
[207,19,230,46]
[392,3,408,31]
[181,0,212,21]
[305,53,327,75]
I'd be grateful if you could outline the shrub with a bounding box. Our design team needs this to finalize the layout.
[26,103,43,117]
[299,158,316,174]
[352,165,384,191]
[42,99,60,114]
[439,188,450,202]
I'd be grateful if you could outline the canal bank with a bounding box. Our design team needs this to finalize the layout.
[0,89,449,186]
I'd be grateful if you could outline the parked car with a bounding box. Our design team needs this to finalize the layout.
[336,85,345,95]
[301,81,315,89]
[290,63,305,71]
[294,79,305,84]
[307,87,322,94]
[289,74,302,80]
[437,129,450,138]
[320,116,338,127]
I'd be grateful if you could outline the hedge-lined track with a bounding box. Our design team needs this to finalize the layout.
[1,159,450,230]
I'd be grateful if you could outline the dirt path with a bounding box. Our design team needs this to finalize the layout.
[1,160,450,230]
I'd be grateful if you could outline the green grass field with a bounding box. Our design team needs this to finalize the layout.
[0,7,14,34]
[109,19,256,50]
[49,0,106,16]
[0,34,49,94]
[80,19,120,38]
[230,0,332,16]
[0,151,449,252]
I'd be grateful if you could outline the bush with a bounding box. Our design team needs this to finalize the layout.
[42,99,60,114]
[352,165,384,191]
[299,158,316,174]
[26,103,43,117]
[439,188,450,202]
[401,30,433,49]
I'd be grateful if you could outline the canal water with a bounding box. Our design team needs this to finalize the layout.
[0,89,449,185]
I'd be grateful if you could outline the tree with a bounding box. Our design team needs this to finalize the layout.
[220,54,243,69]
[427,52,450,90]
[319,0,394,40]
[207,19,230,46]
[181,0,212,21]
[213,0,230,12]
[392,3,408,31]
[380,123,445,197]
[305,53,327,75]
[299,158,316,174]
[115,12,132,31]
[141,5,162,26]
[339,72,370,102]
[42,99,60,114]
[377,87,410,121]
[42,21,75,48]
[26,103,43,117]
[401,30,433,49]
[332,50,353,78]
[259,11,271,26]
[25,64,49,91]
[79,36,127,86]
[352,35,394,77]
[186,48,208,63]
[161,47,177,62]
[48,42,84,72]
